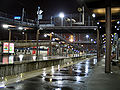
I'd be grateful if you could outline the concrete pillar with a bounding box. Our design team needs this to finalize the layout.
[25,33,27,43]
[116,40,119,60]
[97,29,100,61]
[49,33,52,56]
[36,30,39,58]
[88,16,90,26]
[105,6,111,73]
[9,29,11,42]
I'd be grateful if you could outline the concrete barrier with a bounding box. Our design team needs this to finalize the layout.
[0,56,92,77]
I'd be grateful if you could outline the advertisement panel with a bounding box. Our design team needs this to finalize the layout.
[3,42,14,53]
[2,56,9,64]
[9,43,14,53]
[9,56,14,64]
[3,42,9,53]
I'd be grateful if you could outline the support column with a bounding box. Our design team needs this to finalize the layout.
[116,40,119,60]
[9,29,11,42]
[36,30,39,58]
[97,29,100,61]
[49,33,52,56]
[105,6,111,73]
[25,33,27,43]
[8,29,11,55]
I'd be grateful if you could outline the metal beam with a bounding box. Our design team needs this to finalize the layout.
[43,26,97,30]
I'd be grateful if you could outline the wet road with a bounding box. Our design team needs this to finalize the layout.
[0,57,97,90]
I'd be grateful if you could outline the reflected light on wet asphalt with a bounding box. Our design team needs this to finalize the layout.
[32,56,36,61]
[76,76,82,82]
[0,82,6,88]
[55,88,61,90]
[93,58,97,64]
[1,58,97,90]
[19,55,24,62]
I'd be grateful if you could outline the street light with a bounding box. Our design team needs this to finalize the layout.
[92,13,96,18]
[18,27,23,30]
[86,35,89,38]
[2,24,11,42]
[59,12,64,26]
[2,24,9,29]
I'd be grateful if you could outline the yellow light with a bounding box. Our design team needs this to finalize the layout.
[98,20,116,22]
[69,35,74,42]
[69,39,74,42]
[93,7,120,14]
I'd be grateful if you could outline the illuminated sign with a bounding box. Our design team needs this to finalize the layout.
[3,43,9,53]
[14,16,21,20]
[3,42,14,53]
[9,56,14,64]
[9,43,14,53]
[2,56,8,64]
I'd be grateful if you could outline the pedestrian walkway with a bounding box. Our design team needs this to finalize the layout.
[1,56,120,90]
[87,58,120,90]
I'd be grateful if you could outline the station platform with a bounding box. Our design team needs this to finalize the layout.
[87,58,120,90]
[0,56,120,90]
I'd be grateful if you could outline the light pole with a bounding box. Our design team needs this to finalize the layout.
[2,24,12,42]
[86,35,89,41]
[59,12,64,26]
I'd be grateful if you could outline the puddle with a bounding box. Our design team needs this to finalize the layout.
[78,73,86,76]
[36,75,43,78]
[5,58,97,90]
[45,78,58,82]
[6,86,15,89]
[54,87,73,90]
[27,77,41,82]
[80,62,86,64]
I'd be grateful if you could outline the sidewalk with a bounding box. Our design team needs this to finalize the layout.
[87,58,120,90]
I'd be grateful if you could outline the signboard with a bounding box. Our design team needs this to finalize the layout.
[9,56,14,64]
[3,42,9,53]
[9,43,14,53]
[14,16,21,20]
[2,56,9,64]
[38,15,42,20]
[3,42,14,53]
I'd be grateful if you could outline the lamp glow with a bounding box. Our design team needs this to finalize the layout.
[59,12,64,18]
[2,24,9,29]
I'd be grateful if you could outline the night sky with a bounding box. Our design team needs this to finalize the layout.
[0,0,80,20]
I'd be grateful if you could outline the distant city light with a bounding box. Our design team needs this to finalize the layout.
[44,34,47,37]
[22,32,24,34]
[117,21,120,24]
[52,38,55,41]
[115,26,117,28]
[92,13,96,18]
[102,35,104,37]
[94,41,96,43]
[51,32,54,34]
[69,39,74,42]
[111,34,114,37]
[91,39,94,42]
[86,35,89,38]
[117,28,119,30]
[81,45,83,47]
[97,22,99,25]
